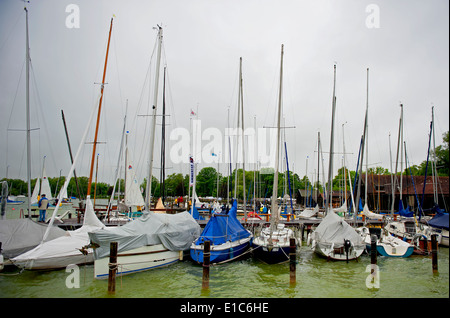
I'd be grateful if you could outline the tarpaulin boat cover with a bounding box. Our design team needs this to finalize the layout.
[312,210,363,245]
[0,218,66,258]
[428,206,449,230]
[191,205,204,220]
[192,200,251,246]
[11,197,105,269]
[88,211,201,259]
[398,200,414,217]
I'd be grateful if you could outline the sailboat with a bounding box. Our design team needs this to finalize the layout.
[359,226,414,257]
[422,107,449,247]
[31,158,56,211]
[252,45,296,264]
[190,57,253,264]
[0,7,66,268]
[190,199,252,264]
[88,25,200,279]
[308,65,365,261]
[384,105,431,254]
[11,17,117,270]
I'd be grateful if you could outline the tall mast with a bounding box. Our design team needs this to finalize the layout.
[355,68,369,216]
[253,115,257,212]
[390,104,403,215]
[24,7,32,217]
[326,64,337,214]
[145,25,163,209]
[87,17,113,196]
[61,110,82,200]
[240,57,246,220]
[270,44,284,227]
[160,66,166,204]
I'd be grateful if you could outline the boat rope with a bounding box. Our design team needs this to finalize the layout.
[212,245,261,266]
[0,267,25,276]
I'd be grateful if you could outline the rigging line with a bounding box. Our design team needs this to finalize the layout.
[132,35,158,177]
[6,58,26,131]
[0,9,24,53]
[29,60,58,175]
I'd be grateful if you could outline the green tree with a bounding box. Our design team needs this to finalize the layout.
[433,131,449,176]
[196,167,218,197]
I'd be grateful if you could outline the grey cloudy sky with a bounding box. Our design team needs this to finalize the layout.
[0,0,448,188]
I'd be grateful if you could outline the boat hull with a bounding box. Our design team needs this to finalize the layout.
[190,236,252,264]
[94,244,179,279]
[252,240,291,264]
[313,242,365,261]
[12,253,93,270]
[364,233,414,258]
[252,225,295,264]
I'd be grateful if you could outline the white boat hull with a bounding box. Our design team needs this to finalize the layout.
[311,239,365,261]
[94,244,179,279]
[252,225,295,264]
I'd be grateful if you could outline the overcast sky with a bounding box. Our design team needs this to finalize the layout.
[0,0,448,188]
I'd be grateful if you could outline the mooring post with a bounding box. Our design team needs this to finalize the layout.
[370,234,377,272]
[202,240,210,290]
[431,234,438,273]
[289,238,296,286]
[108,241,118,293]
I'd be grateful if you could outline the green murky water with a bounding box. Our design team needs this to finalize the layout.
[1,200,448,299]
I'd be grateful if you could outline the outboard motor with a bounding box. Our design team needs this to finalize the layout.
[344,239,352,263]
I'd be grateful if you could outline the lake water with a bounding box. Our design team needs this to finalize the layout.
[1,199,448,302]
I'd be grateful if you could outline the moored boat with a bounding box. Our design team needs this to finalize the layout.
[190,200,252,264]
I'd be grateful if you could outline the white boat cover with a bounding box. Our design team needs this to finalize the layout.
[312,210,363,245]
[0,219,66,258]
[88,211,201,259]
[11,197,105,269]
[298,205,319,218]
[362,204,384,220]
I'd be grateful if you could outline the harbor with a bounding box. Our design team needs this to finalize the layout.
[0,0,449,306]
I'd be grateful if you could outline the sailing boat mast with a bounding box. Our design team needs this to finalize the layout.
[355,68,369,217]
[270,44,284,227]
[160,66,167,204]
[145,25,163,210]
[61,110,82,200]
[87,17,113,196]
[326,64,337,214]
[240,57,247,220]
[390,103,403,215]
[25,7,32,217]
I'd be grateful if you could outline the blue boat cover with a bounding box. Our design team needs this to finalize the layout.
[428,205,449,230]
[398,200,414,217]
[193,200,251,246]
[191,205,204,220]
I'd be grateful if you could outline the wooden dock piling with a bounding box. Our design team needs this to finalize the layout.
[289,238,296,286]
[108,241,118,293]
[370,234,377,272]
[202,241,211,290]
[431,234,438,273]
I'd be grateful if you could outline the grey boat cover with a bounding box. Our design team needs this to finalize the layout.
[312,211,363,244]
[88,211,201,259]
[0,219,66,258]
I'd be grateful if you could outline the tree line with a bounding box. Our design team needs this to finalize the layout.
[3,131,448,200]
